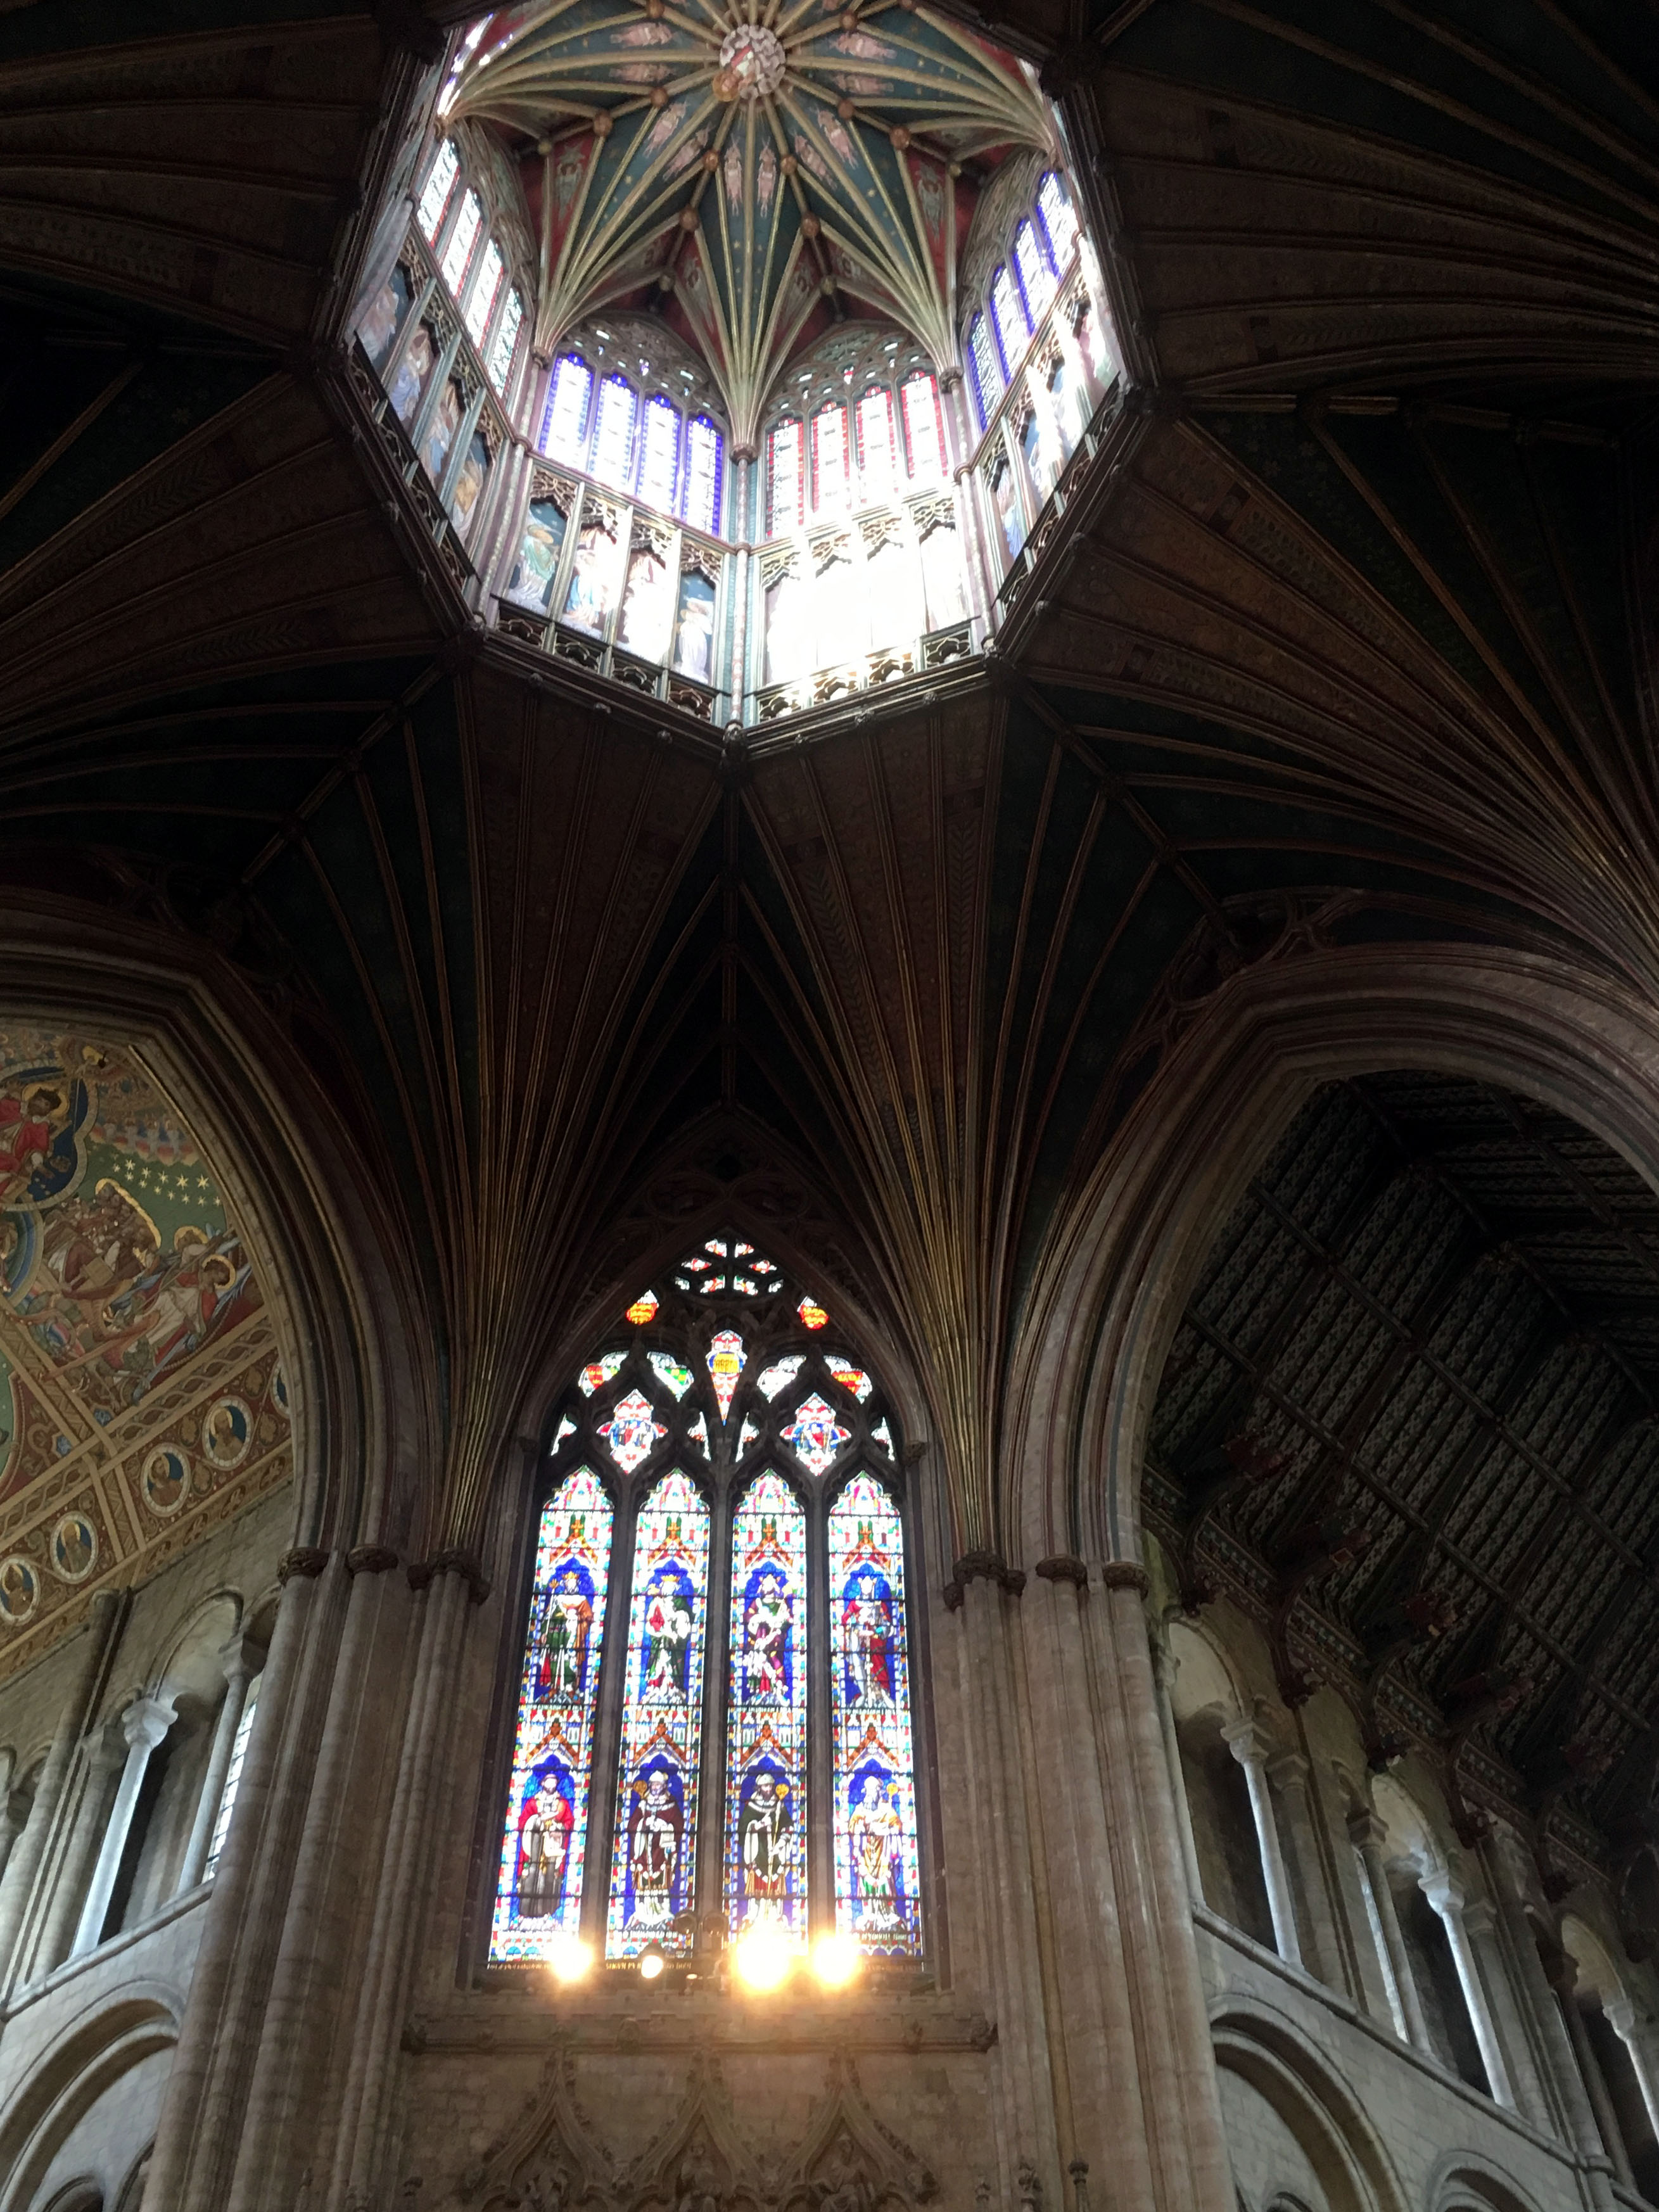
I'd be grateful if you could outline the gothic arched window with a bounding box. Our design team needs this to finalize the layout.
[489,1238,922,1979]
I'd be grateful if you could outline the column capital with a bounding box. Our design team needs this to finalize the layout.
[215,1631,262,1689]
[1347,1807,1388,1852]
[1221,1715,1270,1767]
[1265,1748,1311,1789]
[1459,1895,1499,1939]
[122,1695,177,1753]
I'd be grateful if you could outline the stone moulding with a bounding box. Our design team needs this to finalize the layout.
[443,2046,943,2212]
[405,2003,996,2057]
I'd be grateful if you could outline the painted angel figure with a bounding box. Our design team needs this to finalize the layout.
[644,1583,693,1699]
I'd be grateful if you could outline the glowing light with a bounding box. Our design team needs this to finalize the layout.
[812,1932,861,1989]
[627,1290,659,1325]
[733,1918,795,1992]
[545,1933,593,1984]
[798,1297,827,1330]
[639,1942,666,1981]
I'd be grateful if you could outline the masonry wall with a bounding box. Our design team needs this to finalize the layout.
[0,1482,290,2212]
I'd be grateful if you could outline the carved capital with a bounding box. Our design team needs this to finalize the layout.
[1098,1561,1150,1596]
[347,1544,400,1577]
[409,1546,491,1603]
[278,1546,330,1583]
[1035,1554,1087,1587]
[951,1549,1026,1597]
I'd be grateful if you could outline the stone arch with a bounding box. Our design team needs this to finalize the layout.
[0,895,431,1554]
[1210,2002,1409,2212]
[0,1989,177,2212]
[1005,943,1659,1566]
[1423,2151,1548,2212]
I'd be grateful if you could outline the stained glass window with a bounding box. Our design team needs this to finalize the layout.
[417,139,459,241]
[593,375,639,491]
[440,189,483,295]
[500,1238,920,1976]
[768,417,804,535]
[725,1471,809,1947]
[990,265,1028,374]
[855,386,898,505]
[606,1469,709,1958]
[900,372,946,481]
[1038,170,1078,269]
[639,395,681,511]
[811,403,849,514]
[967,314,999,429]
[1014,219,1056,326]
[830,1473,920,1955]
[488,288,523,394]
[204,1674,260,1881]
[490,1468,614,1961]
[540,355,593,463]
[681,416,724,536]
[464,238,505,346]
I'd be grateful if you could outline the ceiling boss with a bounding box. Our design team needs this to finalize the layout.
[715,23,786,103]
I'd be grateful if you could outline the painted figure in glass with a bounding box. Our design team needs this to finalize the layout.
[848,1769,904,1932]
[517,1768,575,1917]
[422,378,463,481]
[842,1567,894,1705]
[644,1568,694,1698]
[390,322,438,424]
[542,1565,594,1701]
[450,429,490,536]
[507,497,568,610]
[628,1764,683,1929]
[673,571,716,682]
[564,509,622,635]
[739,1766,792,1909]
[743,1568,791,1702]
[619,541,675,661]
[360,265,412,369]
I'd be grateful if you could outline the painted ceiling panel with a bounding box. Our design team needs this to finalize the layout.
[450,0,1050,435]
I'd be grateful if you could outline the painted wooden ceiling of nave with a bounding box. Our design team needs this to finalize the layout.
[0,1024,291,1684]
[446,0,1050,436]
[1,0,1658,1848]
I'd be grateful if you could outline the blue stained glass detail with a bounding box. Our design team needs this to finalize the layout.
[967,314,998,429]
[490,1467,614,1961]
[829,1472,921,1956]
[990,265,1027,374]
[725,1471,809,1947]
[606,1470,709,1957]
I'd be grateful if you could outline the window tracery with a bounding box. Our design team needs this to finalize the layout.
[489,1237,922,1973]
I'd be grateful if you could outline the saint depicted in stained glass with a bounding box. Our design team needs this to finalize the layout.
[829,1473,920,1955]
[490,1468,614,1961]
[500,1240,918,1972]
[607,1469,709,1955]
[726,1470,808,1947]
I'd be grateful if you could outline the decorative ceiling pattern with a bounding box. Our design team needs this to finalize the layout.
[449,0,1050,435]
[1147,1072,1659,1887]
[0,1023,290,1684]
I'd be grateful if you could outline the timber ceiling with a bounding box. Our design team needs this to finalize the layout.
[1148,1071,1659,1897]
[0,0,1657,1864]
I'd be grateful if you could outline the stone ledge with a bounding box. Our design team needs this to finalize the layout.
[404,1999,996,2057]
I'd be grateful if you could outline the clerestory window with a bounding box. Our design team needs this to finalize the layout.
[488,1238,922,1978]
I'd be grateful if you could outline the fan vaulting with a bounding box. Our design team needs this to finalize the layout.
[448,0,1051,440]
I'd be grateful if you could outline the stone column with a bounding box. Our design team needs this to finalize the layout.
[1222,1715,1301,1967]
[1551,1952,1634,2192]
[1349,1810,1431,2052]
[39,1726,128,1974]
[0,1757,20,1891]
[1084,1566,1235,2212]
[1605,2000,1659,2145]
[71,1694,175,1959]
[0,1586,123,1992]
[1420,1873,1515,2109]
[176,1637,258,1894]
[1265,1748,1346,1992]
[1150,1637,1203,1905]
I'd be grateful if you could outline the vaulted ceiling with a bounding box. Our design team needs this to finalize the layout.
[1,0,1658,1866]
